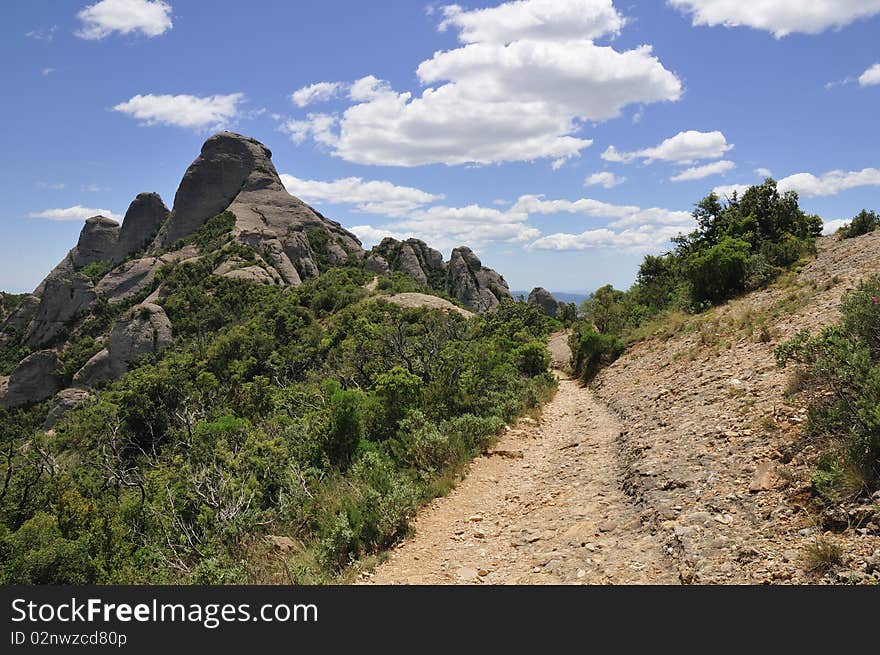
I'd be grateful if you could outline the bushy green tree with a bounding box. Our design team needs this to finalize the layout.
[838,209,879,239]
[776,277,880,503]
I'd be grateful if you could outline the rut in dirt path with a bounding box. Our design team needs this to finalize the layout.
[362,333,678,585]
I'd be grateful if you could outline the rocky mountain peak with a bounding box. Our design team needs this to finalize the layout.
[115,192,169,263]
[158,132,281,247]
[72,215,120,268]
[152,132,363,284]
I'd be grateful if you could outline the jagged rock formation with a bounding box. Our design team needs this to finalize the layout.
[446,247,510,313]
[153,132,363,283]
[528,287,565,318]
[0,350,62,408]
[114,193,169,263]
[72,216,120,268]
[1,131,513,423]
[364,239,509,313]
[367,238,446,287]
[26,269,96,347]
[74,303,172,387]
[2,294,40,335]
[213,257,282,285]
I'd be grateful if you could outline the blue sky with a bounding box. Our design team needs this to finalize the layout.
[3,0,879,294]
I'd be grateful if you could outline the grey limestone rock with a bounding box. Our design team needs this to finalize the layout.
[446,246,510,313]
[114,193,169,263]
[0,350,62,408]
[528,287,563,318]
[74,303,172,387]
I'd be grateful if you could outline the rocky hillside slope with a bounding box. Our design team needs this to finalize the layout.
[0,133,510,420]
[594,230,880,584]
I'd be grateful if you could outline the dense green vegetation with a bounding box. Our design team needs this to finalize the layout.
[0,254,556,583]
[78,260,113,284]
[0,293,32,376]
[837,209,879,240]
[776,276,880,506]
[569,180,823,382]
[0,292,26,319]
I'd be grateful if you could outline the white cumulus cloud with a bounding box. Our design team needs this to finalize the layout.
[520,192,695,253]
[512,194,693,228]
[76,0,173,40]
[30,206,121,221]
[113,93,244,130]
[778,168,880,197]
[291,82,344,108]
[350,203,539,250]
[530,224,691,253]
[585,171,626,188]
[859,63,880,87]
[602,130,733,164]
[438,0,625,44]
[712,183,750,198]
[287,0,682,166]
[280,174,444,217]
[821,218,849,235]
[280,113,338,147]
[668,0,880,37]
[670,159,735,182]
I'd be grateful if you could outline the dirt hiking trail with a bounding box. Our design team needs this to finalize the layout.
[361,332,677,585]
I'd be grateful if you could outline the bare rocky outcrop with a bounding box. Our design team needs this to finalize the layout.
[446,247,510,313]
[528,287,565,318]
[152,132,363,282]
[74,303,173,387]
[95,256,163,303]
[364,239,509,313]
[43,387,93,429]
[1,294,40,339]
[72,216,120,268]
[381,293,474,318]
[0,350,62,408]
[25,270,97,347]
[368,238,446,288]
[364,253,390,275]
[114,193,169,263]
[213,256,281,285]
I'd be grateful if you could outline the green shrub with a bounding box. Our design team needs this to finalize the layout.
[0,252,556,583]
[685,237,751,306]
[513,341,551,377]
[2,512,97,584]
[776,276,880,501]
[571,329,625,383]
[838,210,879,239]
[78,260,113,283]
[171,211,236,251]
